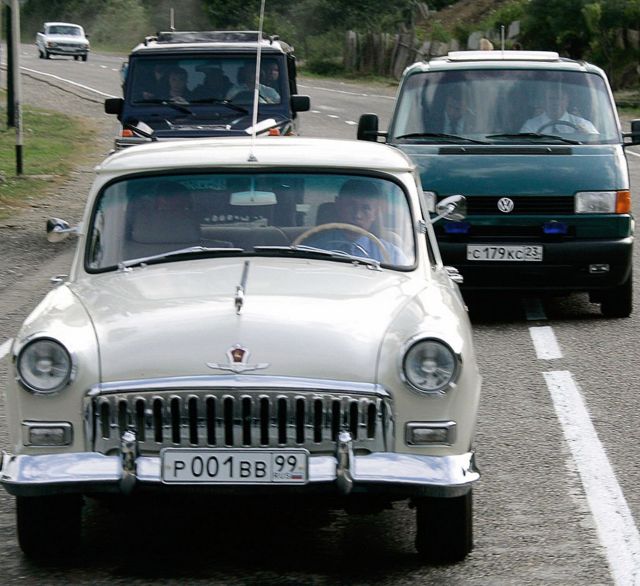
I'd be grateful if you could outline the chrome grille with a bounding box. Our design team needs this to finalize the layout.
[90,389,392,455]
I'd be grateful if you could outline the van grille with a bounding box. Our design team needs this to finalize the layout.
[463,195,574,215]
[90,389,392,455]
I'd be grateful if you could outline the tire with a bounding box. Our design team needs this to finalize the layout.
[44,50,50,59]
[74,55,80,61]
[17,495,83,558]
[415,491,473,564]
[82,54,88,62]
[600,271,633,318]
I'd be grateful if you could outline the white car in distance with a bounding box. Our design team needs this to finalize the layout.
[36,22,90,61]
[0,136,481,564]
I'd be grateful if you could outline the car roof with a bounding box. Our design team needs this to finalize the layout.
[44,22,84,29]
[97,137,415,175]
[404,50,604,76]
[130,31,292,56]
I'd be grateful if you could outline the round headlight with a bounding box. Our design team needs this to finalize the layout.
[403,339,459,394]
[17,338,72,394]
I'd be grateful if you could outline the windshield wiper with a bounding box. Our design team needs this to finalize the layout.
[254,245,382,269]
[134,98,194,116]
[118,246,244,270]
[485,132,581,145]
[394,132,489,144]
[190,97,249,114]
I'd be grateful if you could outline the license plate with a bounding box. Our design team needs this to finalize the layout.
[161,448,309,484]
[467,244,543,262]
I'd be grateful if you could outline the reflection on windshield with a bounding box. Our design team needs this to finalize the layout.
[87,173,416,271]
[391,69,619,144]
[130,56,283,106]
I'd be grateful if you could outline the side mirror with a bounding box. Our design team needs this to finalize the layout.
[623,119,640,146]
[432,194,467,223]
[46,218,79,243]
[357,113,380,142]
[104,98,124,116]
[291,95,310,113]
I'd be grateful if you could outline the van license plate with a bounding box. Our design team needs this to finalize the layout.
[467,245,543,262]
[161,448,309,484]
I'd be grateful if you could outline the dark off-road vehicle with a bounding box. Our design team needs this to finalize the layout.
[105,30,310,149]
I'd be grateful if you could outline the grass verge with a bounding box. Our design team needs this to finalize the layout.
[0,97,95,221]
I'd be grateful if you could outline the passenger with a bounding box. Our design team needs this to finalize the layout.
[520,86,598,134]
[229,63,279,103]
[139,63,169,101]
[441,93,474,134]
[165,66,192,104]
[261,59,281,92]
[193,65,232,101]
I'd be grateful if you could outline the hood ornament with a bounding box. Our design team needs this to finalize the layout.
[206,345,270,373]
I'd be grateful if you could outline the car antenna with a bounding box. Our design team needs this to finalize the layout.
[248,0,267,162]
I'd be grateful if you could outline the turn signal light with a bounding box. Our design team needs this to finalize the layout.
[616,190,632,214]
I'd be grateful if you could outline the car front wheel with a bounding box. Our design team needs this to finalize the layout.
[17,495,83,558]
[415,491,473,563]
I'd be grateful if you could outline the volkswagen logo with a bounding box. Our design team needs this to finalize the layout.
[497,197,515,213]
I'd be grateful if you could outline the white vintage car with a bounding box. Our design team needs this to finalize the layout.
[1,137,481,563]
[36,22,90,61]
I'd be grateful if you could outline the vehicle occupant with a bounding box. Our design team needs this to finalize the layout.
[520,85,598,134]
[306,179,407,264]
[229,63,280,103]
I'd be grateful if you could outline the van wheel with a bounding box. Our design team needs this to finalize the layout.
[600,272,633,318]
[82,54,88,62]
[17,495,83,558]
[415,491,473,563]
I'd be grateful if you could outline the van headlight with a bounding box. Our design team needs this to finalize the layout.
[17,338,73,394]
[575,191,616,213]
[402,339,460,394]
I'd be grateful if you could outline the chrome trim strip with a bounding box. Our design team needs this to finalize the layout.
[0,451,478,497]
[88,376,390,397]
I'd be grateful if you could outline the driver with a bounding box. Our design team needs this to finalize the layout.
[304,179,407,264]
[520,86,598,134]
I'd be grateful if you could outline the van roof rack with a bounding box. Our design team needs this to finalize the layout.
[446,50,560,62]
[152,31,266,44]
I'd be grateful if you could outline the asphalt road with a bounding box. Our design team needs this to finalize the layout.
[0,44,640,584]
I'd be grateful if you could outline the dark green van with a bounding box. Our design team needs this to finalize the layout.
[358,50,639,317]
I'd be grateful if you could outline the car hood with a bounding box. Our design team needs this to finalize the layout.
[71,258,426,384]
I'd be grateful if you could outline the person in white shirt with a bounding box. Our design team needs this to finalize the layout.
[520,86,598,134]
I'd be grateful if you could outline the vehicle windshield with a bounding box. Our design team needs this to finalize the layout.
[48,25,82,36]
[128,56,284,107]
[87,173,416,271]
[391,69,620,144]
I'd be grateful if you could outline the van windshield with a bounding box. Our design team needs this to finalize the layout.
[391,69,620,144]
[128,56,283,107]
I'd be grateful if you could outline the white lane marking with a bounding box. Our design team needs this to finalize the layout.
[345,120,357,125]
[19,66,119,98]
[0,339,12,360]
[626,150,640,158]
[544,371,640,585]
[327,114,339,119]
[297,83,395,100]
[529,326,562,359]
[522,296,547,321]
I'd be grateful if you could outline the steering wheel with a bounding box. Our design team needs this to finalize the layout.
[536,119,581,133]
[293,222,390,263]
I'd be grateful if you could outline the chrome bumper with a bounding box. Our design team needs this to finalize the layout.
[0,447,478,498]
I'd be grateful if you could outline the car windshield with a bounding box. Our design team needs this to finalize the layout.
[391,68,620,144]
[128,56,284,107]
[87,172,416,271]
[48,26,82,36]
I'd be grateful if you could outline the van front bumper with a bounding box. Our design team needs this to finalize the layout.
[439,237,633,291]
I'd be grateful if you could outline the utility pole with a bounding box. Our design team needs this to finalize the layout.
[5,2,15,127]
[10,0,22,174]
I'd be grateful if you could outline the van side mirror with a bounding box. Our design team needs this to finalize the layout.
[104,98,124,117]
[291,95,310,113]
[624,119,640,146]
[357,113,380,142]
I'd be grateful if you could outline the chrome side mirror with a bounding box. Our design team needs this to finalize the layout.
[431,194,467,224]
[46,218,79,243]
